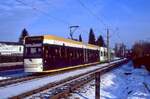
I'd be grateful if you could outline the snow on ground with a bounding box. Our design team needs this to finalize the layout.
[0,60,124,99]
[69,61,150,99]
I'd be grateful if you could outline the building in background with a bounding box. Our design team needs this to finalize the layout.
[0,42,23,56]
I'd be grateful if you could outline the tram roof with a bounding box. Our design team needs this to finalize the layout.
[43,35,100,49]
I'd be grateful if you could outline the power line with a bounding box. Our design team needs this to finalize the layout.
[111,28,125,45]
[77,0,120,41]
[39,0,55,7]
[77,0,125,50]
[77,0,107,27]
[77,0,111,47]
[15,0,71,26]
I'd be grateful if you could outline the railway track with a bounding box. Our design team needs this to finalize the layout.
[0,63,100,88]
[11,59,128,99]
[27,74,95,99]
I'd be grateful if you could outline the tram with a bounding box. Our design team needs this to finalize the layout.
[24,35,103,72]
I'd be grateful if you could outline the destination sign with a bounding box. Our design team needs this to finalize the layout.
[25,36,43,44]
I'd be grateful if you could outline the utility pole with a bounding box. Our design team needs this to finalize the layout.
[107,28,110,63]
[95,72,100,99]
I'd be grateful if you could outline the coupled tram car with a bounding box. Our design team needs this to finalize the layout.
[24,35,114,72]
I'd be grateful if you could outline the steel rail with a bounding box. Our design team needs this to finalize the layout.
[11,59,128,99]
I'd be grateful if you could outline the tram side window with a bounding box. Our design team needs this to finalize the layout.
[48,47,52,58]
[104,51,105,56]
[59,48,61,56]
[37,48,42,54]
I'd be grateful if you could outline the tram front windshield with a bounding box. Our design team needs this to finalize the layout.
[24,47,42,58]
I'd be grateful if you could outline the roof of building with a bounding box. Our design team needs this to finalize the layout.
[0,41,22,45]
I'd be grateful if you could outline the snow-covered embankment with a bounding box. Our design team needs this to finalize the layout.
[69,61,150,99]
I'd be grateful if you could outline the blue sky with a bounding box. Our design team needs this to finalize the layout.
[0,0,150,48]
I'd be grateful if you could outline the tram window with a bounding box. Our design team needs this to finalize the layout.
[55,49,58,53]
[38,48,42,54]
[45,49,48,58]
[101,51,103,56]
[25,48,30,55]
[59,47,62,57]
[19,47,22,52]
[77,52,79,58]
[70,52,72,57]
[31,48,36,54]
[25,47,42,57]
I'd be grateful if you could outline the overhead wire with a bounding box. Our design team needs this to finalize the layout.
[16,0,123,45]
[42,0,124,46]
[77,0,125,45]
[15,0,71,26]
[77,0,107,27]
[80,0,112,46]
[110,28,124,44]
[77,0,108,42]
